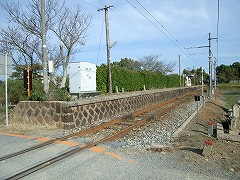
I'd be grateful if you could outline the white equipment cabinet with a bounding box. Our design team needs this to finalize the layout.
[68,62,96,94]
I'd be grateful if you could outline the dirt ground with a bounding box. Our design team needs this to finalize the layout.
[172,92,240,174]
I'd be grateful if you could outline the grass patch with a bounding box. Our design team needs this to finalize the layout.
[218,83,240,108]
[218,83,240,91]
[222,93,240,109]
[0,105,5,114]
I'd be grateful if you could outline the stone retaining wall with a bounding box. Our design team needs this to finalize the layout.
[12,101,67,128]
[11,87,199,131]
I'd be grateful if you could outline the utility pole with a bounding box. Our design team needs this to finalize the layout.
[41,0,49,93]
[208,33,217,99]
[208,33,212,98]
[201,67,204,96]
[213,58,217,91]
[185,32,217,98]
[179,55,181,87]
[193,66,196,85]
[98,5,113,94]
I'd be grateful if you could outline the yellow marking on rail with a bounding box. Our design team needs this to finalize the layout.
[90,146,105,153]
[104,151,122,160]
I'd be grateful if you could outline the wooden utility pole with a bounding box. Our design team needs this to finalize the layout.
[179,55,181,87]
[27,65,31,97]
[201,67,204,96]
[98,5,113,93]
[41,0,49,93]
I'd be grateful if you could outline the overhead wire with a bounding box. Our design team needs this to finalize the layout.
[78,0,99,9]
[97,19,105,64]
[125,0,199,66]
[78,0,105,64]
[136,0,201,62]
[125,0,180,49]
[78,0,209,69]
[135,0,182,46]
[134,0,203,66]
[111,7,166,51]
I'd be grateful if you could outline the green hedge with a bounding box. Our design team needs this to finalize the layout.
[0,65,179,105]
[96,65,179,93]
[0,78,71,105]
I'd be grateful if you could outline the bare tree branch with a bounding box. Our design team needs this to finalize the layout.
[0,0,91,89]
[51,5,91,88]
[139,55,176,74]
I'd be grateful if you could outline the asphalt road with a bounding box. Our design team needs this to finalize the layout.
[0,132,230,180]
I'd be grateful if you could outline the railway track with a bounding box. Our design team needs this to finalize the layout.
[2,91,199,179]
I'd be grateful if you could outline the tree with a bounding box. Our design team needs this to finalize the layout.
[183,67,209,85]
[112,58,141,71]
[216,63,240,83]
[231,62,240,78]
[51,5,91,88]
[138,55,175,74]
[0,0,91,89]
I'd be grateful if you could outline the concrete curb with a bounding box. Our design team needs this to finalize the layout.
[172,103,203,138]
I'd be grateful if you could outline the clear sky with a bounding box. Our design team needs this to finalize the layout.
[1,0,240,74]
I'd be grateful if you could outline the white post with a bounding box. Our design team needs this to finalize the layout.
[5,54,8,127]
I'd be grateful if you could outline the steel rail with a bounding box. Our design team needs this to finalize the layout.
[5,118,149,180]
[5,90,200,179]
[0,118,123,161]
[0,90,198,162]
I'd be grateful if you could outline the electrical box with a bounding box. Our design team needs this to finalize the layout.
[68,62,96,93]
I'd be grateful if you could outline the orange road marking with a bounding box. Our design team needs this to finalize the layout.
[0,132,31,139]
[0,132,79,147]
[104,152,122,160]
[90,146,105,153]
[0,133,136,162]
[55,140,79,147]
[128,159,136,163]
[36,137,52,141]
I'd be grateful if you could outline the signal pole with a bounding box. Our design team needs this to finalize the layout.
[41,0,49,93]
[98,5,113,94]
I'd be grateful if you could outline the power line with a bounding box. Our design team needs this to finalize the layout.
[79,0,99,9]
[125,0,199,66]
[136,0,205,66]
[97,19,105,64]
[110,12,163,50]
[125,0,179,49]
[135,0,181,46]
